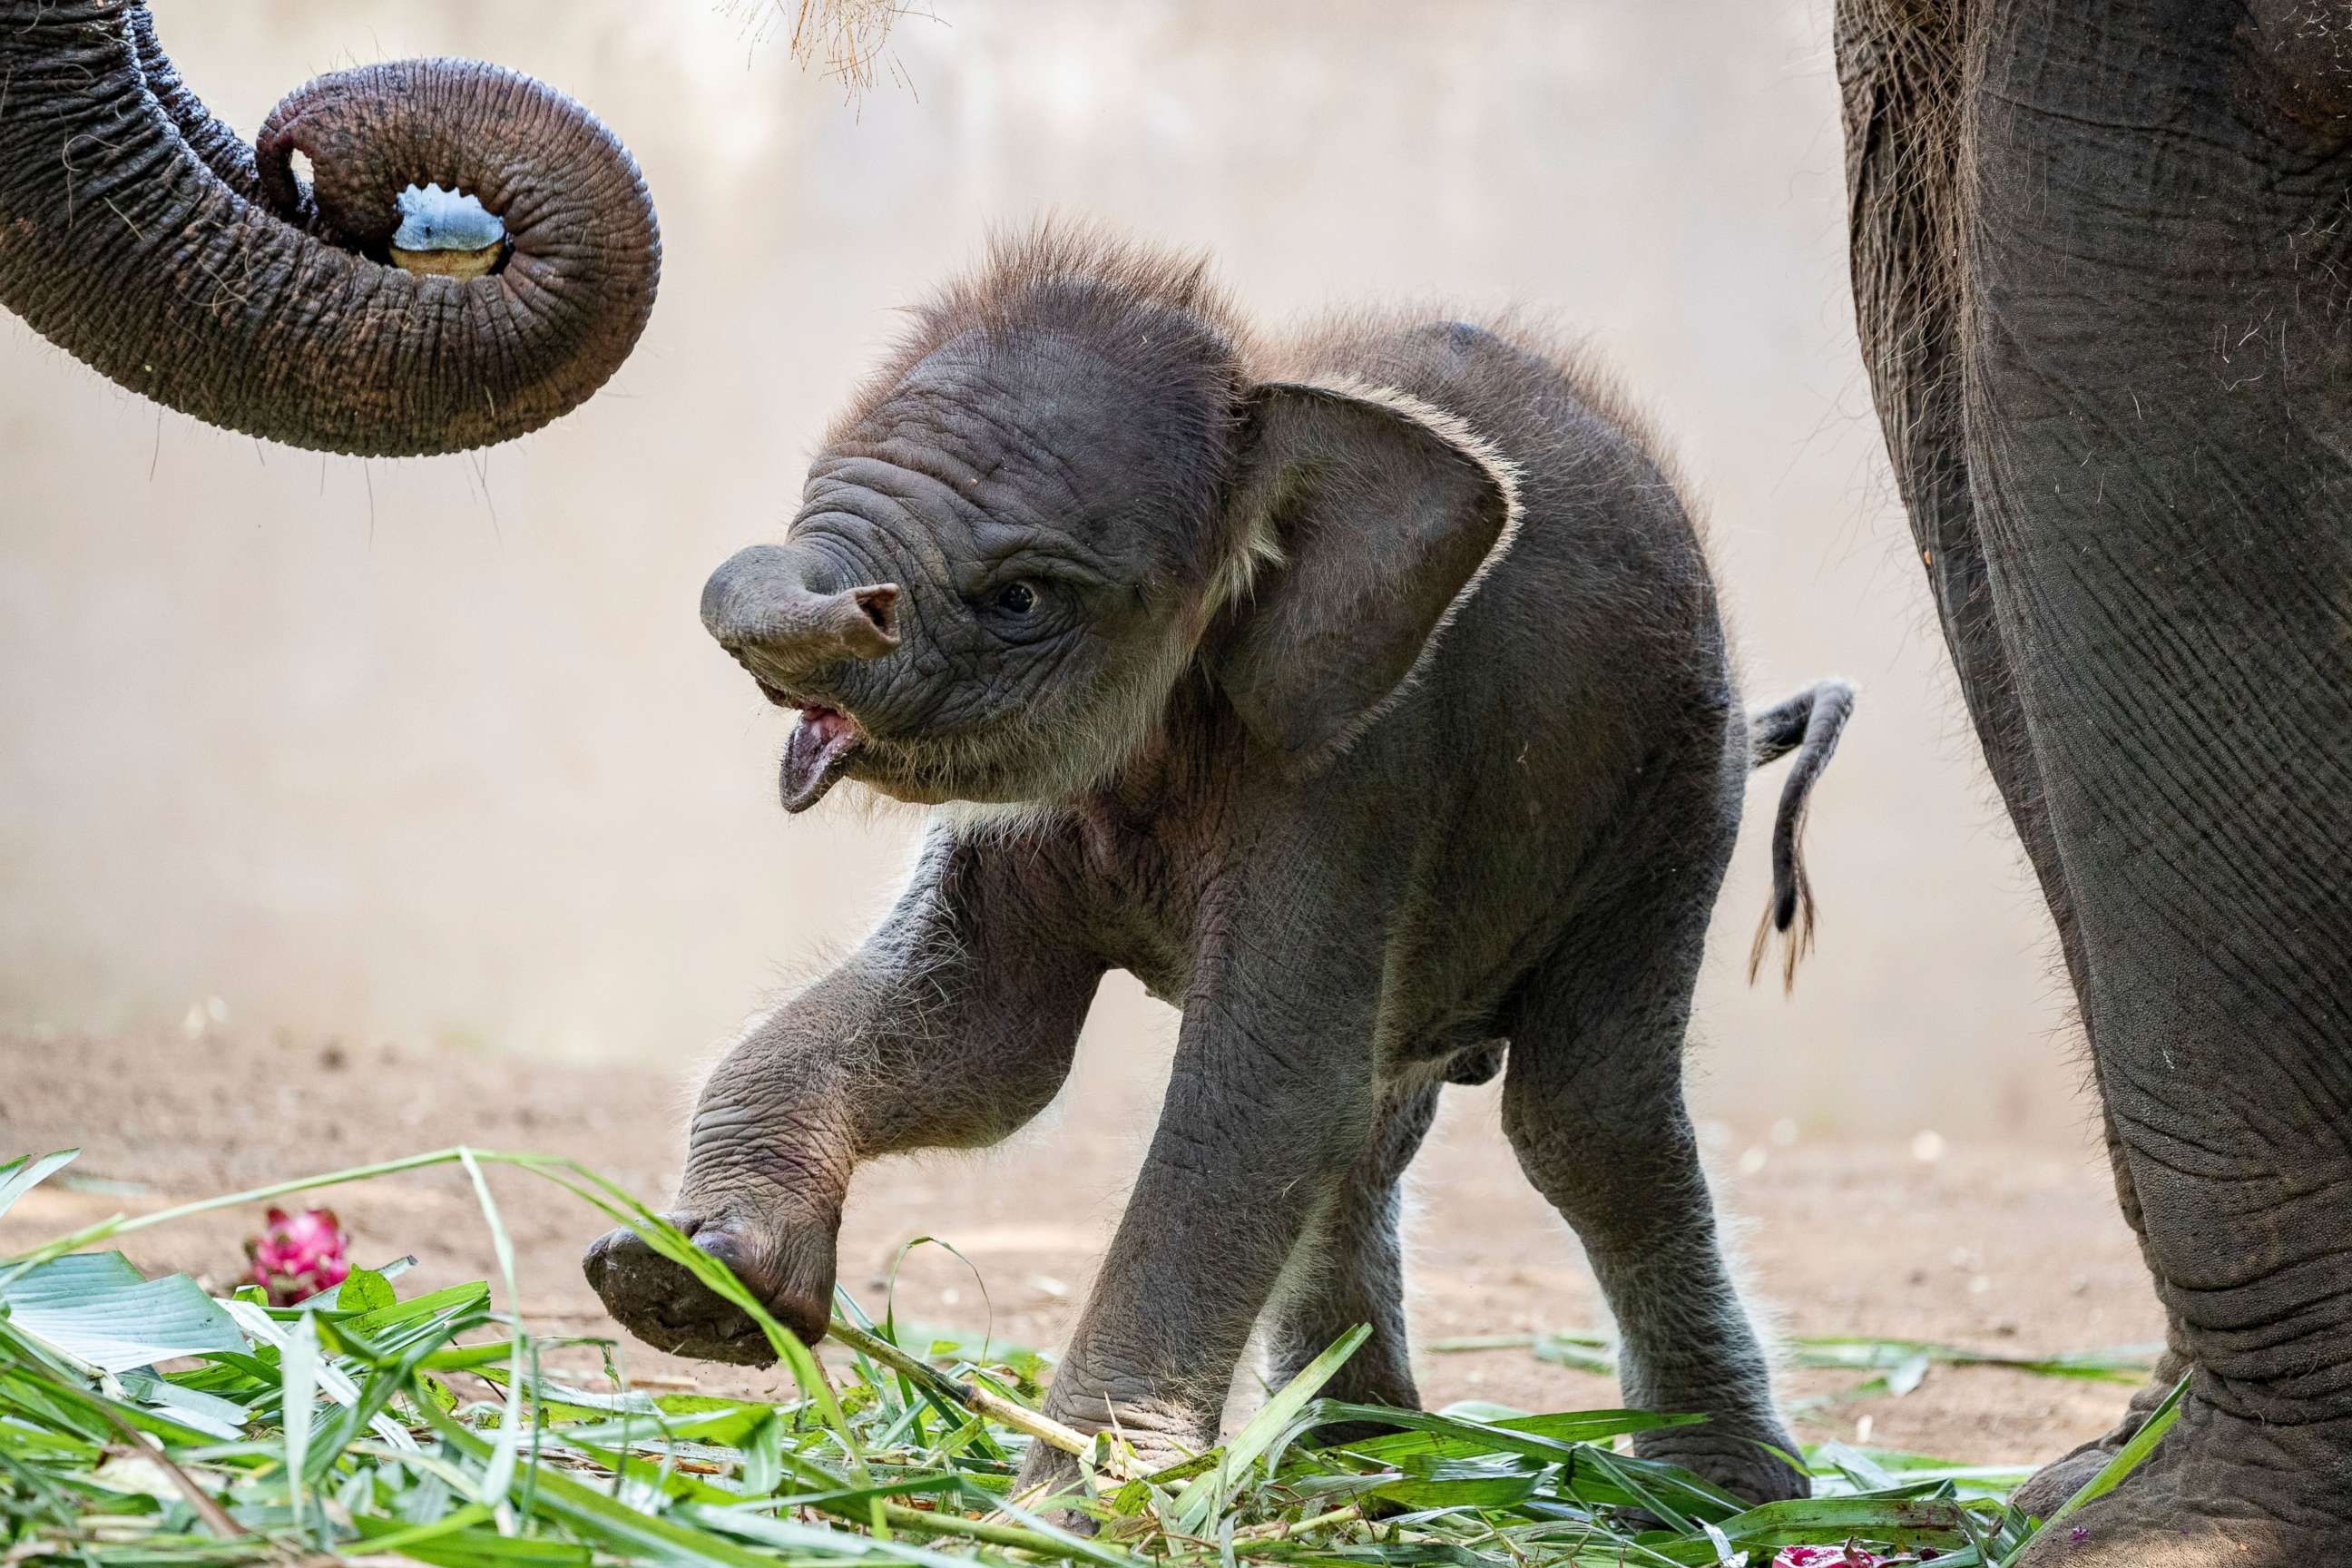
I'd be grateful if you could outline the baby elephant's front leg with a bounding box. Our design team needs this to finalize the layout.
[1018,950,1381,1494]
[584,827,1103,1361]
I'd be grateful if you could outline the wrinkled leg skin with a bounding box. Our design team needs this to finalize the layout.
[1839,0,2352,1556]
[994,797,1414,1502]
[1259,1079,1443,1431]
[1501,879,1807,1506]
[582,828,1106,1360]
[590,772,1806,1519]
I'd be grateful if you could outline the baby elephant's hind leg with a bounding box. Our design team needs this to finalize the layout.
[1501,900,1807,1507]
[1260,1077,1444,1425]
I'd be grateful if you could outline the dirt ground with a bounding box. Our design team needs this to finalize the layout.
[0,1025,2160,1470]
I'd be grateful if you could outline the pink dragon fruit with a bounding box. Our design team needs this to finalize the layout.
[1773,1546,1886,1568]
[244,1206,352,1306]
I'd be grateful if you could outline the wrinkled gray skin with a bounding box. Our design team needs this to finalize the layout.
[583,230,1852,1512]
[1840,1,2352,1559]
[0,3,659,457]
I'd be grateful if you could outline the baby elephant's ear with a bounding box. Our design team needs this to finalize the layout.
[1215,377,1520,770]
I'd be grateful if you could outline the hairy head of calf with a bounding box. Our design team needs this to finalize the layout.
[701,223,1520,813]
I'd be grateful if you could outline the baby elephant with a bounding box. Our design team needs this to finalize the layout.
[584,226,1853,1507]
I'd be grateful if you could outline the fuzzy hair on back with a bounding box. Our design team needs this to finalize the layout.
[1260,302,1701,541]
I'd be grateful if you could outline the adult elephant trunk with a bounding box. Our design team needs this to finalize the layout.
[0,2,661,457]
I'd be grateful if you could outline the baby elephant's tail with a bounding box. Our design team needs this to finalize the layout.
[1744,679,1857,993]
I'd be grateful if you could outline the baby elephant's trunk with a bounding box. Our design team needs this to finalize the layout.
[1744,679,1857,991]
[700,544,901,688]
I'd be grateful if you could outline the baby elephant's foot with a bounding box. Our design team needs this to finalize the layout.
[2010,1396,2352,1566]
[1637,1415,1810,1509]
[1010,1394,1213,1524]
[581,1200,837,1365]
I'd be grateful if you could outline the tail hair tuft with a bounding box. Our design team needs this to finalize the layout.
[1744,679,1854,995]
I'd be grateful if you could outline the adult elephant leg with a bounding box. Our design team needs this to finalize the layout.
[1952,1,2352,1556]
[1836,0,2083,989]
[1834,0,2195,1516]
[2008,1130,2196,1518]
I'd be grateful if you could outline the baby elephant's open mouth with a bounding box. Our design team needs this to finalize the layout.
[780,705,862,812]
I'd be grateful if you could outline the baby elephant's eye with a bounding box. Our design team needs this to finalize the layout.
[995,582,1037,615]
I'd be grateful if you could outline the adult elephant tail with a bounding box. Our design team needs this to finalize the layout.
[1745,678,1857,992]
[0,2,660,457]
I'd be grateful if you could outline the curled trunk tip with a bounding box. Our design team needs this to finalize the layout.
[0,5,662,457]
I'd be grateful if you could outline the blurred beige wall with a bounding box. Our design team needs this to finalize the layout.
[0,1,2075,1140]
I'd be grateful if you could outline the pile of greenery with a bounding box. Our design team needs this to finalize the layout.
[0,1149,2182,1568]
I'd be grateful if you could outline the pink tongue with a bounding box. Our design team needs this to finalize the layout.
[779,710,859,812]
